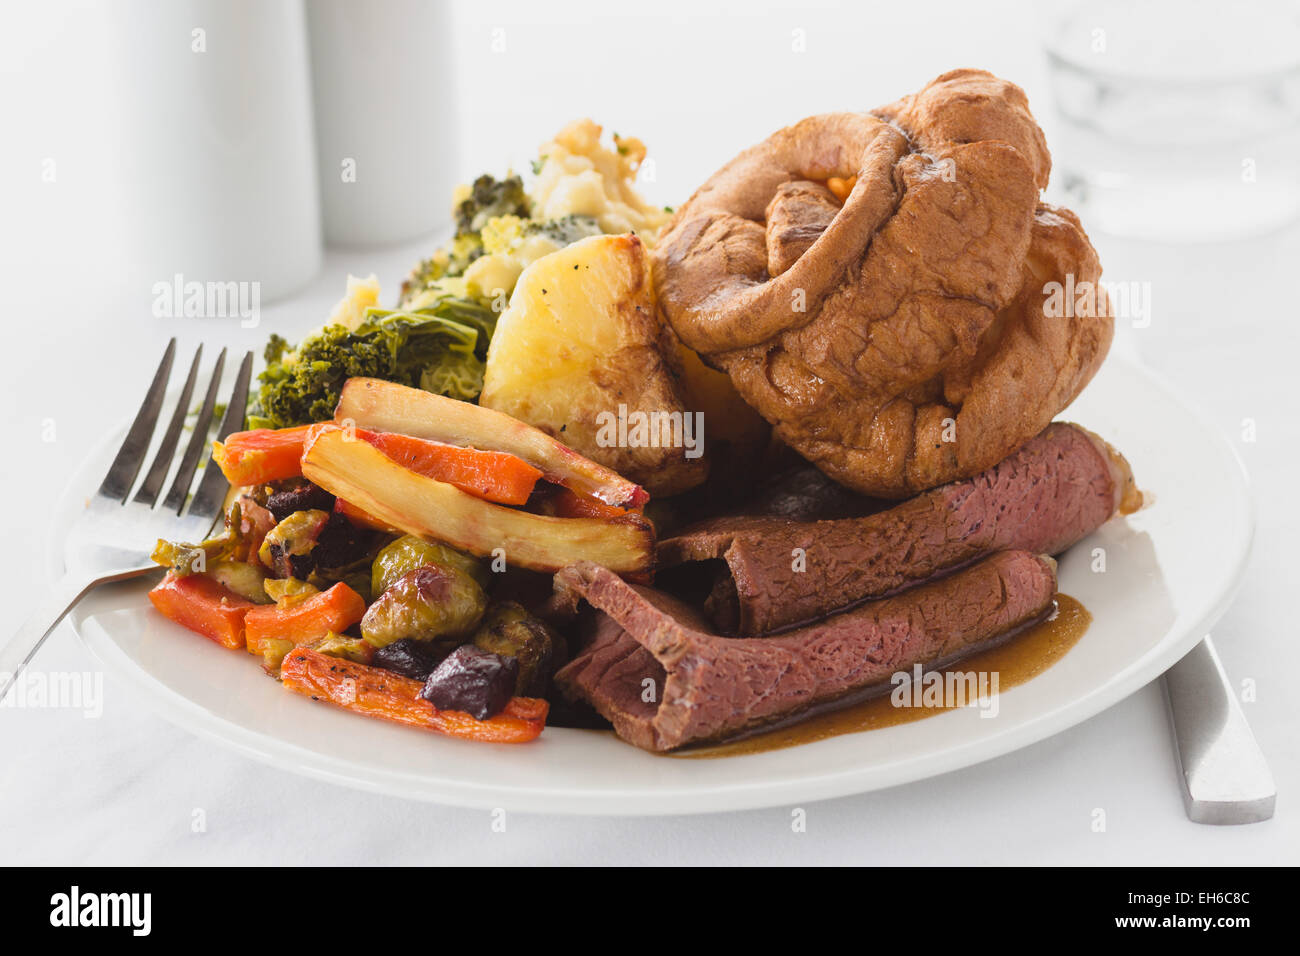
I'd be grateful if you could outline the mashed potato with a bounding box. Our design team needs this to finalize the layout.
[531,119,671,245]
[457,121,667,302]
[403,120,668,311]
[326,273,380,331]
[461,216,572,301]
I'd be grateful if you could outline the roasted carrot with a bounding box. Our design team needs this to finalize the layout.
[543,486,644,521]
[148,572,259,650]
[357,429,542,506]
[244,582,366,658]
[279,647,549,743]
[216,421,543,506]
[212,424,317,486]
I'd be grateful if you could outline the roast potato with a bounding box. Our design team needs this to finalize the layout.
[479,234,708,497]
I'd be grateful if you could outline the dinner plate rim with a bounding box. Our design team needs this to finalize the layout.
[53,354,1254,815]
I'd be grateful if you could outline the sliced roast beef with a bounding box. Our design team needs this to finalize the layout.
[658,422,1138,635]
[554,550,1057,752]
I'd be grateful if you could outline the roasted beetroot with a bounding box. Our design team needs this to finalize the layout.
[312,512,371,571]
[419,645,519,720]
[265,480,336,522]
[372,637,444,681]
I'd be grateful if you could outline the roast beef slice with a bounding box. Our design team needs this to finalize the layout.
[554,550,1057,752]
[658,422,1129,635]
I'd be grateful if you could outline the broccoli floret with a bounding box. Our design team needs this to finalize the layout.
[400,233,486,304]
[251,325,393,428]
[524,214,602,246]
[454,174,530,237]
[263,333,291,365]
[248,303,490,429]
[401,174,531,306]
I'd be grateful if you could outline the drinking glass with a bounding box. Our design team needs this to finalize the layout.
[1045,0,1300,241]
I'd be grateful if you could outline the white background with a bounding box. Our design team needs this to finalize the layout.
[1,0,1296,864]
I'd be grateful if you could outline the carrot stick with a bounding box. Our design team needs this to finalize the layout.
[244,582,366,657]
[279,647,548,743]
[543,486,643,521]
[359,429,542,506]
[215,423,543,508]
[213,425,317,486]
[148,572,258,650]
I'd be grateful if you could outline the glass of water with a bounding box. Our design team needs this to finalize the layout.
[1045,0,1300,241]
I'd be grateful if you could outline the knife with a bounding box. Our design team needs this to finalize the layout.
[1163,636,1276,824]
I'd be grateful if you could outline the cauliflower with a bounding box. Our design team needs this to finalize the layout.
[531,120,670,245]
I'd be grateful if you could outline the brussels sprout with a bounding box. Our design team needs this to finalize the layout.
[151,499,267,575]
[360,565,487,649]
[263,577,319,606]
[258,638,297,676]
[258,509,331,578]
[309,631,375,666]
[371,535,489,596]
[208,560,273,604]
[471,602,565,697]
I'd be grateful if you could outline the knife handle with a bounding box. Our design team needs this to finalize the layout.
[1163,637,1276,825]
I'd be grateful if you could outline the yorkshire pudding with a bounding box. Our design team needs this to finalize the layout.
[652,69,1112,497]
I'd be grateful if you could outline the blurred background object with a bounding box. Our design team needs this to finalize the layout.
[306,0,459,245]
[110,0,322,301]
[1045,0,1300,242]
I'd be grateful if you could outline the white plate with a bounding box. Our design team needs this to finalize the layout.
[55,355,1252,815]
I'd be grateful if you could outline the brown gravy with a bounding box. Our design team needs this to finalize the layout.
[674,593,1092,759]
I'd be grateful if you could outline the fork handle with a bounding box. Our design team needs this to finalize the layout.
[0,573,110,704]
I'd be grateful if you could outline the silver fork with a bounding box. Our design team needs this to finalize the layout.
[0,338,253,704]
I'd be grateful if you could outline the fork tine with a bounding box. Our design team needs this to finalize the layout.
[133,345,203,507]
[162,347,226,513]
[187,350,254,521]
[98,338,176,502]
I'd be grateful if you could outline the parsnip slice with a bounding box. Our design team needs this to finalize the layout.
[335,378,648,508]
[302,426,653,574]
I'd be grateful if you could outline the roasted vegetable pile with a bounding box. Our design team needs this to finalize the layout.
[148,378,654,744]
[155,123,679,744]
